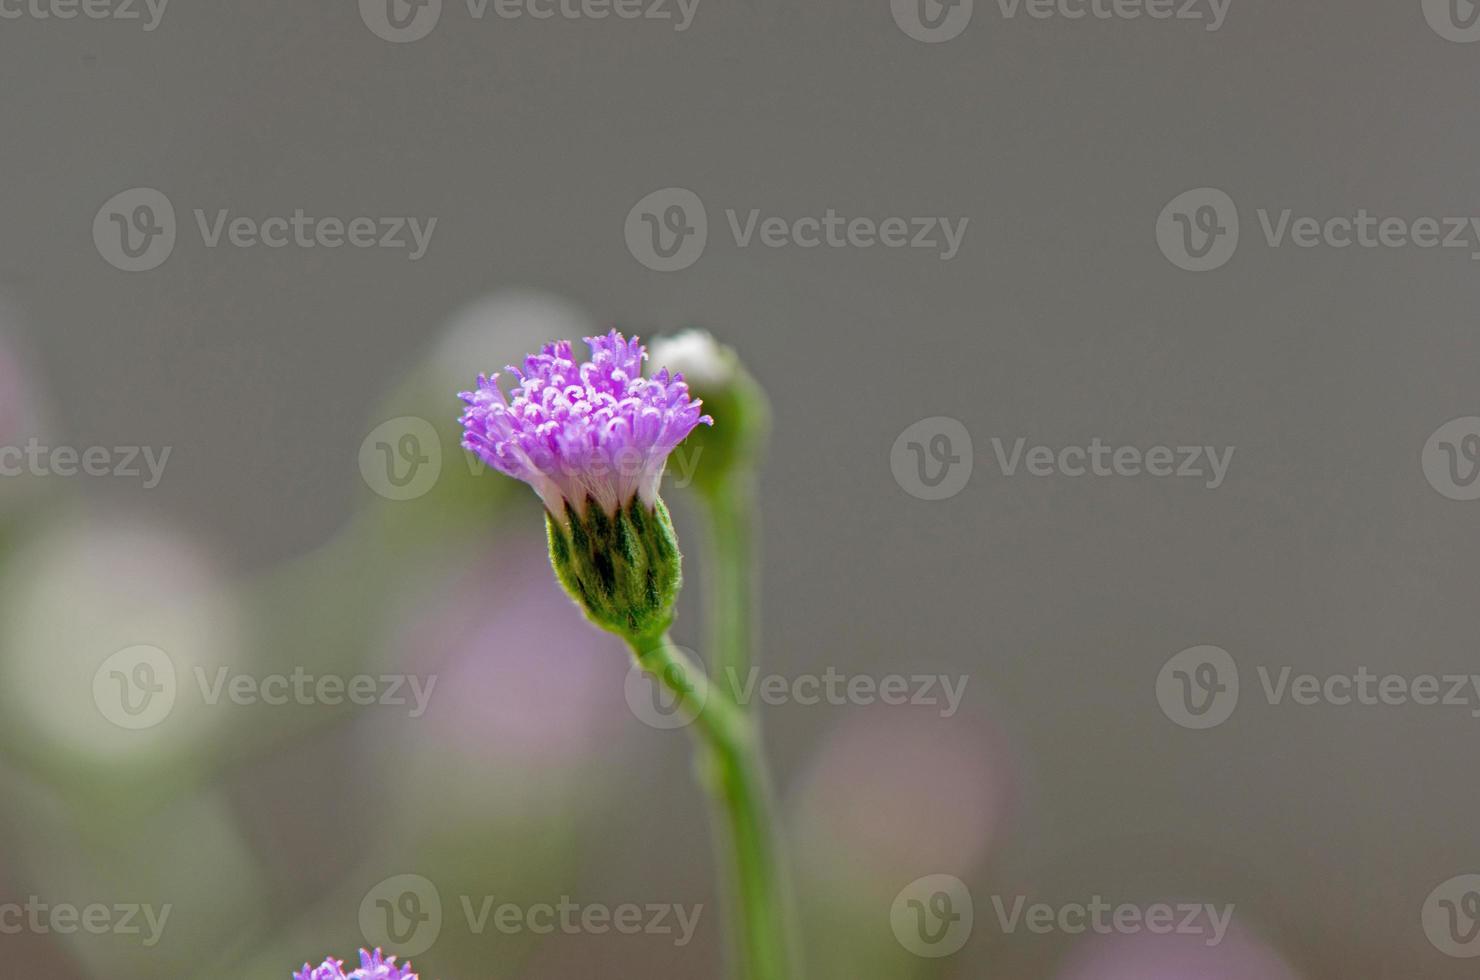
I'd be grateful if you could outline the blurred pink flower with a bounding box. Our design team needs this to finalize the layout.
[1056,926,1300,980]
[792,706,1015,879]
[397,530,629,763]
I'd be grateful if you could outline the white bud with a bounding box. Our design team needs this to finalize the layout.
[648,329,736,391]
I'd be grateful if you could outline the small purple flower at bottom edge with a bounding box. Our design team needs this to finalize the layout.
[294,949,417,980]
[293,958,346,980]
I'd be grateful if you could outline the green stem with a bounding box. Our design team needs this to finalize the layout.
[702,476,756,700]
[628,634,792,980]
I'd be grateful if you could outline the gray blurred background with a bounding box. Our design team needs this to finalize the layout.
[2,0,1479,977]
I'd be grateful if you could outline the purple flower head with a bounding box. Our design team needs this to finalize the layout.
[292,950,417,980]
[459,330,712,517]
[294,958,346,980]
[353,948,418,980]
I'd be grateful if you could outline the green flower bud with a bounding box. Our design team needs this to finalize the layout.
[545,495,683,641]
[649,330,769,496]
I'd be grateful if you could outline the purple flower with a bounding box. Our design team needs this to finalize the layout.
[458,330,711,517]
[294,958,347,980]
[352,948,419,979]
[293,949,417,980]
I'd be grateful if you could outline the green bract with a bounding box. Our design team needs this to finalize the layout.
[545,495,683,641]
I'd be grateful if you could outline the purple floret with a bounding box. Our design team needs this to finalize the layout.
[353,948,418,979]
[294,958,347,980]
[293,949,416,980]
[459,329,712,517]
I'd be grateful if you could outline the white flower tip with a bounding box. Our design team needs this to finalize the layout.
[648,329,736,391]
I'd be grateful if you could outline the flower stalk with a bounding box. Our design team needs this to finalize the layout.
[701,475,758,700]
[627,632,792,980]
